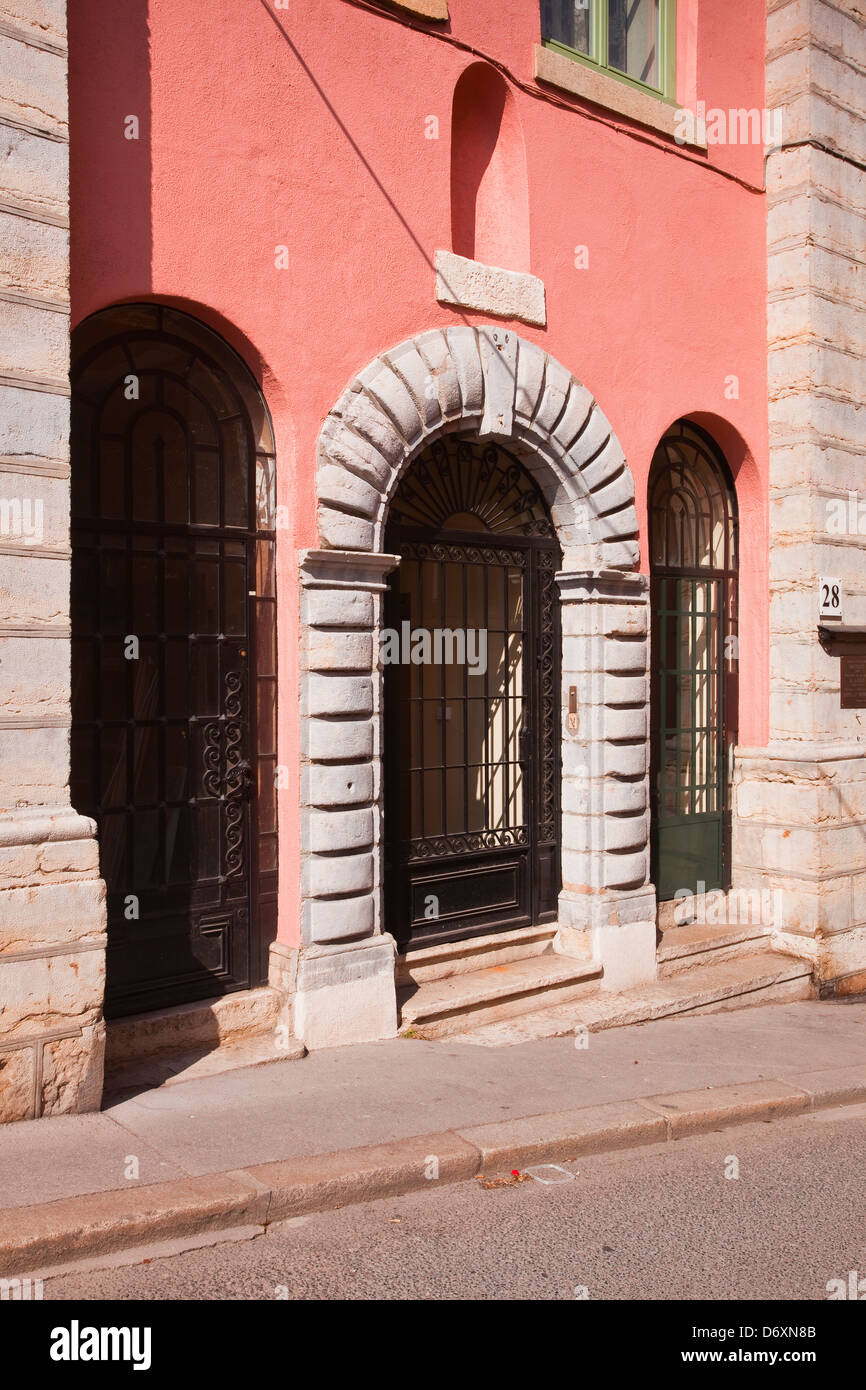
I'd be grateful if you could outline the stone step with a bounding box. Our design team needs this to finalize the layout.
[103,1028,305,1101]
[396,923,559,987]
[398,951,603,1037]
[104,986,283,1072]
[657,922,772,977]
[450,950,814,1046]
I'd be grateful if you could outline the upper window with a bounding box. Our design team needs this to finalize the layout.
[541,0,676,101]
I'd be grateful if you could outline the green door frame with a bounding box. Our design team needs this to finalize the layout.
[649,422,739,904]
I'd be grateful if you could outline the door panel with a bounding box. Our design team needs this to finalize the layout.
[649,422,738,903]
[71,305,277,1017]
[384,435,561,951]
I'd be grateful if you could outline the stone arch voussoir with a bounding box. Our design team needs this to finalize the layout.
[316,326,639,571]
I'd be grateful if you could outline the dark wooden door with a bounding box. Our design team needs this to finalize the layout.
[70,305,278,1018]
[384,436,561,952]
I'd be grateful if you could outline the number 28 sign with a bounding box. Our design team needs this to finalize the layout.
[819,577,843,620]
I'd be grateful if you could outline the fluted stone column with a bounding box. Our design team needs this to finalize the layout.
[0,1,106,1121]
[292,548,400,1047]
[557,570,656,991]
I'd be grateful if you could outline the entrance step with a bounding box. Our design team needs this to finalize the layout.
[398,951,602,1038]
[657,922,772,977]
[396,923,559,987]
[103,1029,305,1100]
[103,986,304,1098]
[448,950,814,1046]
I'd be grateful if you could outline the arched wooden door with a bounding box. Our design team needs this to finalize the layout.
[71,305,277,1018]
[384,435,561,951]
[649,421,738,902]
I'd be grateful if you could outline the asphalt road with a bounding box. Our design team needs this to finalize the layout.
[46,1103,866,1301]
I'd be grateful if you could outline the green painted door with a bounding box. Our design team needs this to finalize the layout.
[649,423,738,904]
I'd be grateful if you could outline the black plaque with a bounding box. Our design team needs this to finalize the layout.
[840,650,866,708]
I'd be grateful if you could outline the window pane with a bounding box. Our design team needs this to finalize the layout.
[608,0,660,88]
[541,1,591,54]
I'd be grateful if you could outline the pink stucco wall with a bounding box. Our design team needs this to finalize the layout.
[68,0,770,948]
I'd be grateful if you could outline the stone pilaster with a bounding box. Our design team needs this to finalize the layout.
[556,570,656,991]
[0,2,107,1120]
[290,548,400,1047]
[737,0,866,990]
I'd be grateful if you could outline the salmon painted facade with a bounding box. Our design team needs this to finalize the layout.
[1,0,864,1118]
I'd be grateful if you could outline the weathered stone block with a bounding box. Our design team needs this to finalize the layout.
[0,947,103,1038]
[0,32,67,136]
[41,1021,104,1117]
[306,629,373,673]
[478,325,518,437]
[417,330,462,421]
[604,849,649,890]
[304,762,373,809]
[0,879,105,951]
[304,850,374,898]
[304,587,374,630]
[382,342,443,433]
[604,741,648,779]
[0,726,72,801]
[444,327,483,414]
[360,362,425,447]
[302,893,375,945]
[306,808,374,855]
[0,1045,34,1122]
[307,717,373,762]
[305,673,372,719]
[317,504,374,551]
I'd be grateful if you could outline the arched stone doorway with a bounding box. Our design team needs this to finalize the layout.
[294,327,657,1048]
[71,304,278,1017]
[383,433,562,950]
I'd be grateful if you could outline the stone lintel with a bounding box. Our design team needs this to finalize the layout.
[435,250,547,329]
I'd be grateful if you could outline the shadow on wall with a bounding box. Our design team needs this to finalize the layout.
[451,62,530,273]
[69,0,153,311]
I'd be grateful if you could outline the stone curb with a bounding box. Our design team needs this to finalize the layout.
[3,1066,865,1277]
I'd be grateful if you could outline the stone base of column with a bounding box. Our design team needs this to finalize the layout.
[293,934,398,1049]
[0,808,107,1123]
[557,886,657,991]
[734,743,866,993]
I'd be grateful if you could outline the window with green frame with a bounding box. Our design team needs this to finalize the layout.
[541,1,676,102]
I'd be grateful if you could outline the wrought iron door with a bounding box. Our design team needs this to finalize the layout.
[649,421,738,902]
[70,305,278,1018]
[384,436,561,951]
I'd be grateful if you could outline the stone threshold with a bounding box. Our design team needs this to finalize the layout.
[103,986,298,1098]
[451,950,814,1046]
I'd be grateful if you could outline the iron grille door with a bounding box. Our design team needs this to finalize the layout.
[384,436,561,951]
[649,422,738,902]
[70,305,278,1017]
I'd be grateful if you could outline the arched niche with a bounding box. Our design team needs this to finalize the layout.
[450,63,530,273]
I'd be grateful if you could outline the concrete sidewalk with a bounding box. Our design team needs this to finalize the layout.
[2,998,865,1275]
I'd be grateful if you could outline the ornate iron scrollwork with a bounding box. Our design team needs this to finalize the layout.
[201,670,248,878]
